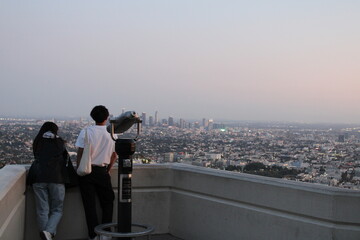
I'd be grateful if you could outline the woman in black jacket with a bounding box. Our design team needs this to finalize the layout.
[32,122,67,240]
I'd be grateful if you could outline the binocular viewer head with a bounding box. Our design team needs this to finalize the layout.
[106,111,142,135]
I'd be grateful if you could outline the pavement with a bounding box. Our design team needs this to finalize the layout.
[78,234,183,240]
[137,234,183,240]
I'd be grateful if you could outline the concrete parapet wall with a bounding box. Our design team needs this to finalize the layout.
[0,165,26,240]
[132,165,172,233]
[162,164,360,240]
[2,163,360,240]
[24,166,173,240]
[25,183,88,240]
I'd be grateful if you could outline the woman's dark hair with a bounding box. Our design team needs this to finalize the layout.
[90,105,109,123]
[33,122,60,155]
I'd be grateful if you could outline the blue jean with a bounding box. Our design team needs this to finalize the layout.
[32,183,65,235]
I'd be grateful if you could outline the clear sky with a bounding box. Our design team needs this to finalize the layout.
[1,1,359,123]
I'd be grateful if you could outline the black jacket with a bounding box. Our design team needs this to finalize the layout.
[33,138,67,184]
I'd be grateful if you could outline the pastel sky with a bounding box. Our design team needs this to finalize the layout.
[1,1,359,123]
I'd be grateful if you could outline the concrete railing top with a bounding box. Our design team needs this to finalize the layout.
[0,165,26,200]
[0,165,27,240]
[136,163,360,195]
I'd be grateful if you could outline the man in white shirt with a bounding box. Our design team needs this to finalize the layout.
[76,105,117,240]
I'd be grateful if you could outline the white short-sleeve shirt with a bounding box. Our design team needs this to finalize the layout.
[75,125,115,166]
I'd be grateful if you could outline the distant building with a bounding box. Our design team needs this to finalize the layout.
[202,118,207,127]
[164,152,174,162]
[149,116,154,126]
[205,153,222,160]
[214,123,226,130]
[180,118,186,129]
[141,112,147,126]
[208,119,214,130]
[168,116,174,126]
[155,111,158,125]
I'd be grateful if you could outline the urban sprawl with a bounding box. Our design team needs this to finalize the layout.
[1,115,360,190]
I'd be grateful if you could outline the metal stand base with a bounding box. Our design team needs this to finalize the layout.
[95,223,154,239]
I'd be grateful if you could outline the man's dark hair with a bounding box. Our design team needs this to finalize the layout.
[90,105,109,123]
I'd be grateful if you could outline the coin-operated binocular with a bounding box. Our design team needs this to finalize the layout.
[107,111,141,140]
[96,111,153,239]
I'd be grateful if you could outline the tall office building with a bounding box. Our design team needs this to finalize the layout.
[141,112,147,126]
[202,118,207,127]
[149,116,154,126]
[168,116,174,126]
[180,118,186,129]
[208,119,214,130]
[155,111,158,125]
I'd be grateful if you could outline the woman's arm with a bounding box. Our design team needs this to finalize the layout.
[76,148,84,167]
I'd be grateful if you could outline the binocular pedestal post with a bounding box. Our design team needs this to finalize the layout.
[115,139,135,240]
[95,120,153,239]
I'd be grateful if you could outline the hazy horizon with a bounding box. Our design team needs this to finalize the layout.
[2,113,360,126]
[1,1,359,124]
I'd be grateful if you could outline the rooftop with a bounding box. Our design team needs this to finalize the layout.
[1,163,360,240]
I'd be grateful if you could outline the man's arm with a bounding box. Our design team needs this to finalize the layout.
[107,152,117,173]
[76,148,84,167]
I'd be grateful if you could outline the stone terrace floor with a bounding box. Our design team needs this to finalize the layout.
[138,234,183,239]
[77,234,183,240]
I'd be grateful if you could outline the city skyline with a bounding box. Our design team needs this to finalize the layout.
[1,1,360,124]
[1,117,360,190]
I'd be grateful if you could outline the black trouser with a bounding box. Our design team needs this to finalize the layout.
[79,166,115,238]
